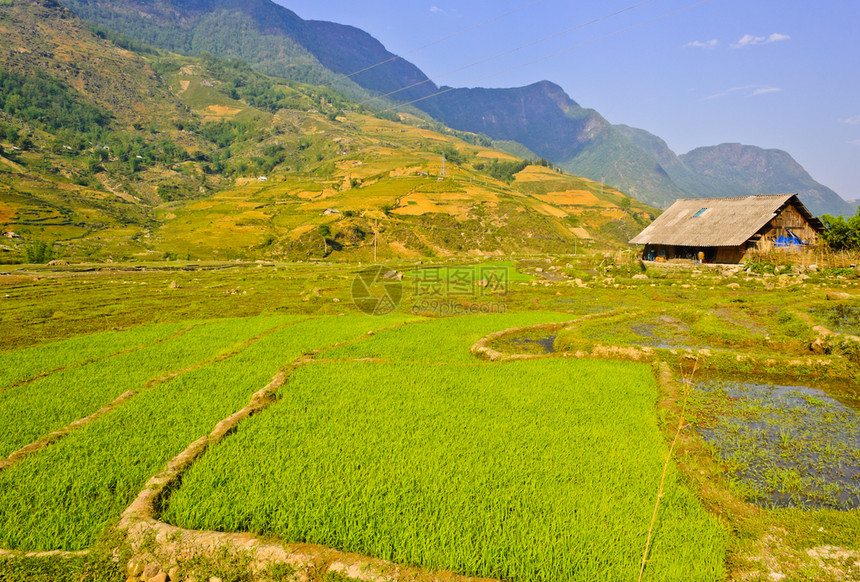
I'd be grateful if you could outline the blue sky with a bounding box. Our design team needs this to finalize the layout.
[275,0,860,203]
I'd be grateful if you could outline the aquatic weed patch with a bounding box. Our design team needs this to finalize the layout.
[489,331,557,354]
[688,380,860,510]
[810,303,860,336]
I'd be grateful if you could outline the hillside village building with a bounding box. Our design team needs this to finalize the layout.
[629,194,823,264]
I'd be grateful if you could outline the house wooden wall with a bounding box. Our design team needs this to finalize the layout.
[755,203,819,252]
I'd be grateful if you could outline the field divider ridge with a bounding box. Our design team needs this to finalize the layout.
[470,309,634,361]
[0,320,303,473]
[471,309,853,376]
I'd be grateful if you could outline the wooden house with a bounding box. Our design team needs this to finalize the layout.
[629,194,823,263]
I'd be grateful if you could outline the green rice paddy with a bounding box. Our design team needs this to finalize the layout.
[0,314,412,551]
[3,259,859,582]
[163,357,726,581]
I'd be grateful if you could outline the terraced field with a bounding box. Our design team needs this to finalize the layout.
[2,259,859,582]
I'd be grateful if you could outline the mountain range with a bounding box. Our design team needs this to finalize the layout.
[56,0,855,217]
[0,0,658,263]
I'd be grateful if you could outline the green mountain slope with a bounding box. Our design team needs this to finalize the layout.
[55,0,853,217]
[57,0,437,103]
[0,0,654,263]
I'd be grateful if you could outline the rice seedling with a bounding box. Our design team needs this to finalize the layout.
[320,311,572,363]
[0,321,190,389]
[0,315,302,458]
[164,357,726,582]
[0,314,412,551]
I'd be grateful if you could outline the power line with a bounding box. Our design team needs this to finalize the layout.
[361,0,657,106]
[323,0,549,88]
[382,0,716,113]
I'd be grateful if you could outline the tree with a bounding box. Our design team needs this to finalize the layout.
[24,240,54,264]
[820,210,860,250]
[317,224,332,255]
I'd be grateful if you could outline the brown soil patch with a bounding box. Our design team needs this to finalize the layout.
[388,241,422,258]
[514,166,565,182]
[391,192,473,217]
[290,224,316,239]
[204,104,242,119]
[531,202,568,218]
[534,190,601,206]
[476,150,519,161]
[0,202,15,223]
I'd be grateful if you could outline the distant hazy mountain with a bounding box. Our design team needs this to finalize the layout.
[614,128,854,217]
[59,0,854,216]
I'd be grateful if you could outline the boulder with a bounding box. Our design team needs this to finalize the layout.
[127,561,145,577]
[142,563,160,579]
[826,291,853,300]
[810,336,827,354]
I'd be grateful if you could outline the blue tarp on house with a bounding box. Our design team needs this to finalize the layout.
[775,229,804,247]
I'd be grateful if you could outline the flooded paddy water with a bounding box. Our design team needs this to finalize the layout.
[688,378,860,511]
[811,304,860,336]
[491,332,557,354]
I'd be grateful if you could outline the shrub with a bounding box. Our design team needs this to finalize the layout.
[23,240,54,264]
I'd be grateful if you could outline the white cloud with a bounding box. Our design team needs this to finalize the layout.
[851,140,860,147]
[752,86,782,96]
[843,115,860,126]
[767,33,791,43]
[731,32,791,48]
[731,34,764,48]
[430,6,446,14]
[685,39,718,49]
[701,85,782,101]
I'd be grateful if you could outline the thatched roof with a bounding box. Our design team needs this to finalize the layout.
[629,194,822,247]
